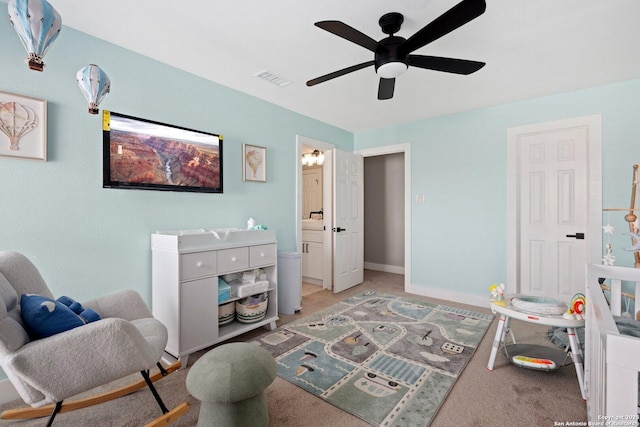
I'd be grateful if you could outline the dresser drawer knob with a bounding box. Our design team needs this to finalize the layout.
[231,257,237,262]
[196,261,203,268]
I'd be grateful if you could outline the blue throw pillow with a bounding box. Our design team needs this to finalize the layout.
[20,294,101,339]
[56,295,101,323]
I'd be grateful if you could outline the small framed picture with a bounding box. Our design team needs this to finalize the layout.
[243,144,266,182]
[0,91,47,161]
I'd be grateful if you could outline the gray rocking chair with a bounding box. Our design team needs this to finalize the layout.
[0,251,189,426]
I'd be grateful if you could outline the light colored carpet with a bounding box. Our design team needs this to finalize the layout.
[0,270,587,426]
[252,292,494,426]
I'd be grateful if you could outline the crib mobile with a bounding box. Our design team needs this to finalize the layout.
[599,164,640,317]
[603,163,640,268]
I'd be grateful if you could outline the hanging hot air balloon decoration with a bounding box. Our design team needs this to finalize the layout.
[76,64,111,114]
[8,0,62,72]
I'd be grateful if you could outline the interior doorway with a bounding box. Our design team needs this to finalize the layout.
[357,144,412,291]
[363,152,405,274]
[295,138,412,294]
[296,136,335,291]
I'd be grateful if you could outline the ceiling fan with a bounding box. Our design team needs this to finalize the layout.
[306,0,487,100]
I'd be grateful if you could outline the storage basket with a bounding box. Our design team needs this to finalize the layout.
[236,293,268,324]
[218,301,235,326]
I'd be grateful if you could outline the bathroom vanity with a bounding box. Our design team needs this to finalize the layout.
[301,219,324,284]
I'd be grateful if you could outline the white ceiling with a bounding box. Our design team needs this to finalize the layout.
[53,0,640,132]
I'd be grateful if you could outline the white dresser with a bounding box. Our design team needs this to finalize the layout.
[151,228,278,364]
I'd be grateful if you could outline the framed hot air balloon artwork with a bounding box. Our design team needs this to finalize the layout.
[0,91,47,161]
[243,144,266,182]
[103,111,223,193]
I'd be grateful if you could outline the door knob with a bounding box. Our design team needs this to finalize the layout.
[333,227,346,232]
[566,233,585,240]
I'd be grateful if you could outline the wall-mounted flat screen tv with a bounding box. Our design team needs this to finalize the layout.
[103,111,222,193]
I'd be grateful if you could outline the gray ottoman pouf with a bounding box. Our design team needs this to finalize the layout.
[186,342,277,427]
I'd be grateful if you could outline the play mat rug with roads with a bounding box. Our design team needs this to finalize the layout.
[251,291,494,426]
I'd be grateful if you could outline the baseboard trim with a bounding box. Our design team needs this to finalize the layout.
[302,277,323,286]
[0,378,19,404]
[406,283,489,309]
[364,262,405,275]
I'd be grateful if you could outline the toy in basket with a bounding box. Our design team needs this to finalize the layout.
[218,301,235,326]
[236,292,268,324]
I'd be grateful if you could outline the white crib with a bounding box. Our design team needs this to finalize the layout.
[586,263,640,422]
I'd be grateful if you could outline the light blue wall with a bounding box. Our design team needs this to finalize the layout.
[355,78,640,297]
[2,10,640,335]
[0,23,352,304]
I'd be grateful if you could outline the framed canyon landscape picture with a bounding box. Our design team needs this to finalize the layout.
[102,110,223,193]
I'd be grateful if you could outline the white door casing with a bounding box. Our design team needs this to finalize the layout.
[507,115,602,300]
[333,148,364,293]
[322,149,333,290]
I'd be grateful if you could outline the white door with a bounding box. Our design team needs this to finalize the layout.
[517,127,588,301]
[333,148,364,293]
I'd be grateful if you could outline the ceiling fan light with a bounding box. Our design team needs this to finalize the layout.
[377,62,407,79]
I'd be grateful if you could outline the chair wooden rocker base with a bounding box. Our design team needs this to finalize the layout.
[0,361,189,426]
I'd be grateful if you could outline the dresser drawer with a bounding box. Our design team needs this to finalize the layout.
[217,247,249,273]
[250,244,276,267]
[180,251,217,281]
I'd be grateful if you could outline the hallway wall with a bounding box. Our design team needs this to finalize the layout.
[364,153,405,273]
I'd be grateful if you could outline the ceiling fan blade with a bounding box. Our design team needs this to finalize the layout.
[315,21,379,52]
[401,0,486,55]
[378,78,395,100]
[306,61,374,86]
[408,55,485,74]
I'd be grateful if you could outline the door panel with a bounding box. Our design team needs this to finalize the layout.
[519,127,588,301]
[333,149,364,293]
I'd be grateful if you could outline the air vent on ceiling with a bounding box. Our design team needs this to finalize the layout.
[253,70,292,87]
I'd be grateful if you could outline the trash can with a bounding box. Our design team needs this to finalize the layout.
[277,251,301,315]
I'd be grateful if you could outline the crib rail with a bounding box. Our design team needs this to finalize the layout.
[586,264,640,422]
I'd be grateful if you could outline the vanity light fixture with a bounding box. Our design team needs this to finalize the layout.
[301,149,325,166]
